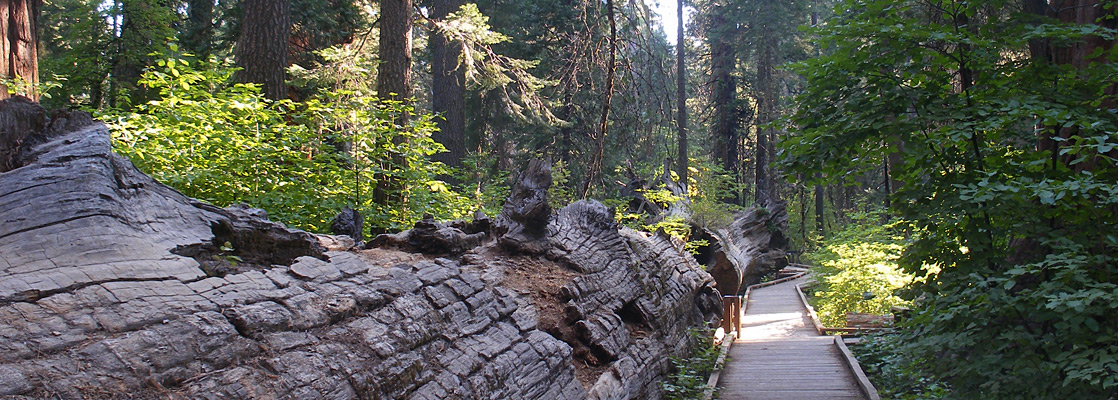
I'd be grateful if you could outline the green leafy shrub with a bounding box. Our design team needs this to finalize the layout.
[105,53,344,232]
[854,334,950,400]
[549,159,577,209]
[106,50,476,234]
[805,211,912,327]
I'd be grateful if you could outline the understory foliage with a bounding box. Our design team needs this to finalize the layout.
[854,334,951,400]
[661,328,721,400]
[804,210,911,327]
[107,51,486,234]
[782,0,1118,398]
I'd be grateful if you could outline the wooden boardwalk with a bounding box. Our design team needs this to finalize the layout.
[716,277,865,399]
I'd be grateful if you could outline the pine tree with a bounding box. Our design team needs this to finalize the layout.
[234,0,291,101]
[431,0,466,173]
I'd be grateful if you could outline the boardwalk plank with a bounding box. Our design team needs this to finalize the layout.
[715,277,866,399]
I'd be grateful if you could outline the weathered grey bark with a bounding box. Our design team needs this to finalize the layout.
[234,0,291,101]
[330,206,364,244]
[369,213,489,255]
[497,159,552,254]
[0,96,43,171]
[431,0,466,173]
[544,200,722,396]
[0,0,39,101]
[0,112,722,398]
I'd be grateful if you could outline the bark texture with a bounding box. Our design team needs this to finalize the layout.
[374,0,412,206]
[431,0,466,172]
[693,205,789,296]
[710,9,737,198]
[0,100,723,399]
[0,0,38,100]
[754,35,776,207]
[377,0,412,102]
[234,0,291,101]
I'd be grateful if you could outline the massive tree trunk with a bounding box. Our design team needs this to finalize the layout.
[675,0,688,189]
[234,0,291,101]
[374,0,412,207]
[754,20,778,207]
[709,8,737,203]
[0,109,723,397]
[183,0,215,59]
[693,205,789,296]
[0,0,38,101]
[377,0,412,103]
[431,0,466,175]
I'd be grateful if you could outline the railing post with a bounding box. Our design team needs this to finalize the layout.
[723,295,742,334]
[722,296,734,333]
[733,295,742,333]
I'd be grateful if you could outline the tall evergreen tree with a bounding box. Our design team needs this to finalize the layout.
[0,0,39,100]
[675,0,688,189]
[234,0,290,101]
[708,1,738,203]
[377,0,412,104]
[375,0,413,206]
[111,0,176,106]
[431,0,466,173]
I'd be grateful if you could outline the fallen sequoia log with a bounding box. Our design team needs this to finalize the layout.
[692,206,790,297]
[0,98,722,399]
[610,156,789,298]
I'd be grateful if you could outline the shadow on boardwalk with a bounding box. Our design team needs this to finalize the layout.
[716,277,865,400]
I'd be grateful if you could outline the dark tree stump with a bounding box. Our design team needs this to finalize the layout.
[497,159,552,254]
[330,207,364,244]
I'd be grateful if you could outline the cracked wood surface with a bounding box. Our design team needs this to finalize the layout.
[0,106,724,399]
[717,277,865,400]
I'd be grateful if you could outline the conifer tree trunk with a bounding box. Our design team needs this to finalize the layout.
[675,0,688,190]
[234,0,291,101]
[374,0,412,208]
[377,0,412,103]
[814,181,825,237]
[709,8,737,203]
[0,0,38,101]
[431,0,465,174]
[183,0,215,59]
[754,9,778,207]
